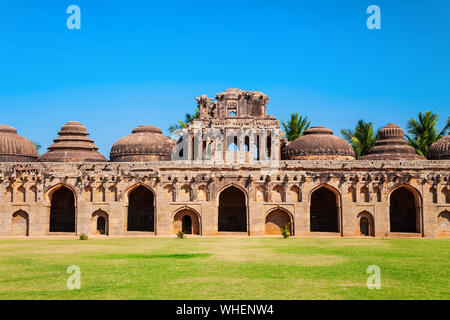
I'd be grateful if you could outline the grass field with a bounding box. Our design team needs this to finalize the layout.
[0,237,448,300]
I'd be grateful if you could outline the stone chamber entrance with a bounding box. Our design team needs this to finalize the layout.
[173,209,200,235]
[127,186,155,232]
[389,187,420,233]
[218,186,247,232]
[357,211,375,236]
[310,187,339,233]
[49,187,76,233]
[91,210,109,235]
[265,209,293,235]
[11,210,29,236]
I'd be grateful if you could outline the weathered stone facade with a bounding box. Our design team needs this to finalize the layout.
[1,89,449,238]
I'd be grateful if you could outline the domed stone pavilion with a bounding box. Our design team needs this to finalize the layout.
[39,121,106,162]
[283,127,355,160]
[110,125,176,162]
[428,134,450,160]
[0,125,38,162]
[360,123,425,160]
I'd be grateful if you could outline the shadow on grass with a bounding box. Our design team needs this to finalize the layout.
[94,253,212,260]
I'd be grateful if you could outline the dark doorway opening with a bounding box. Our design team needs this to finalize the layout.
[97,216,106,235]
[360,217,369,236]
[182,215,192,234]
[218,186,247,232]
[310,187,339,232]
[50,187,75,233]
[390,187,419,233]
[128,186,154,232]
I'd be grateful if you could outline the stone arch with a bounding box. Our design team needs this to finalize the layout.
[437,211,450,237]
[218,185,247,232]
[96,185,106,202]
[430,186,437,203]
[388,185,422,233]
[30,185,38,202]
[11,210,29,236]
[255,185,267,202]
[361,186,370,203]
[91,210,109,235]
[127,185,155,232]
[164,184,176,202]
[348,186,356,202]
[374,186,382,202]
[49,186,76,233]
[123,183,156,205]
[108,186,118,202]
[6,186,13,202]
[289,185,302,202]
[172,207,201,235]
[271,185,285,202]
[197,185,209,202]
[179,184,192,202]
[265,208,293,235]
[84,186,93,202]
[17,185,26,202]
[309,184,341,233]
[442,187,450,204]
[44,183,78,207]
[357,211,375,237]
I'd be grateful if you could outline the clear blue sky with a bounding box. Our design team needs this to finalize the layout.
[1,0,449,158]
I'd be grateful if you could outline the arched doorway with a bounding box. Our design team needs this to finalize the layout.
[218,186,247,232]
[50,187,75,233]
[357,211,375,237]
[310,187,339,232]
[389,187,420,233]
[91,210,109,235]
[265,209,293,235]
[11,210,29,236]
[127,186,154,232]
[173,209,200,235]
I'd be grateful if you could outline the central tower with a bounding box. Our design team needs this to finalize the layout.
[177,89,283,163]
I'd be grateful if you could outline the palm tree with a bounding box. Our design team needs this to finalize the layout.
[281,113,311,141]
[406,111,450,157]
[32,141,42,152]
[168,108,200,138]
[341,120,378,159]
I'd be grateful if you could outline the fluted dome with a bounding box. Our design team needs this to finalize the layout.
[0,125,38,162]
[40,121,106,162]
[283,126,355,160]
[110,125,176,162]
[428,134,450,160]
[360,123,425,160]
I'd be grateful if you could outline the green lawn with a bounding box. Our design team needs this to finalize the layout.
[0,237,448,300]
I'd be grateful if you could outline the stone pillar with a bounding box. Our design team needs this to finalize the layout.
[238,129,245,164]
[259,130,267,161]
[249,133,255,164]
[187,131,193,161]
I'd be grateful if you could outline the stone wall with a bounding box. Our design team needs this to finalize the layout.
[0,160,449,238]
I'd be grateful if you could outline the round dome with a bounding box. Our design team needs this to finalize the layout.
[283,126,355,160]
[40,121,106,162]
[0,125,38,162]
[428,134,450,160]
[360,123,425,160]
[110,125,176,162]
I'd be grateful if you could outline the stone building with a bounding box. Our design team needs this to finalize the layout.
[0,89,449,238]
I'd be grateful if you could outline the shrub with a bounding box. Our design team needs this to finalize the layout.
[79,233,89,240]
[177,231,185,239]
[280,223,291,239]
